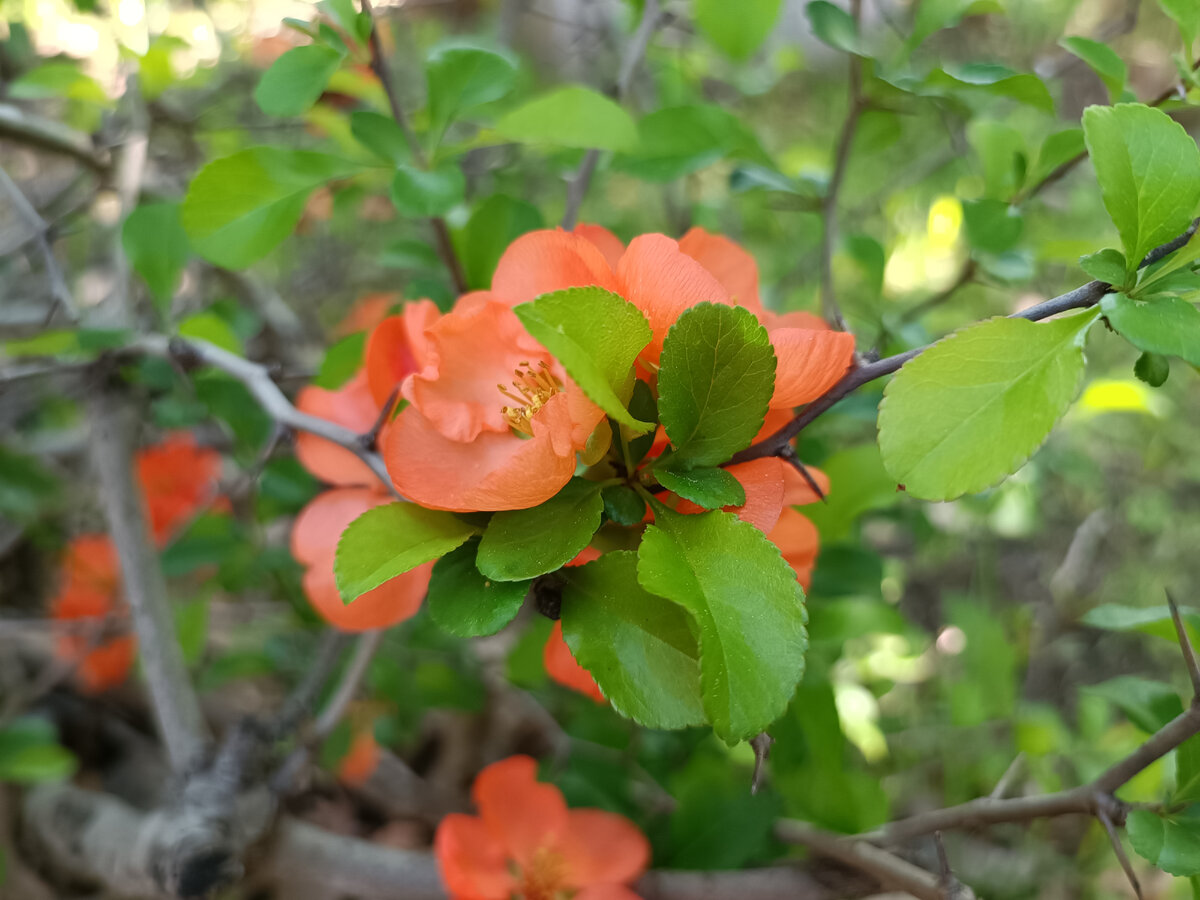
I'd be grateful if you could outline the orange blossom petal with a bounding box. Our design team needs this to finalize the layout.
[574,223,626,269]
[491,229,618,307]
[544,621,606,704]
[363,300,440,408]
[435,813,516,899]
[472,755,569,867]
[767,507,820,590]
[678,226,764,315]
[295,371,382,487]
[559,808,651,889]
[768,327,855,408]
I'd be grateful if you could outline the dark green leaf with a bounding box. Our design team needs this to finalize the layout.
[391,163,464,217]
[461,195,544,289]
[1083,103,1200,270]
[655,466,745,509]
[514,287,653,431]
[476,479,604,582]
[637,508,807,743]
[350,110,410,164]
[1135,351,1170,387]
[1101,293,1200,367]
[613,105,771,182]
[255,44,343,117]
[878,311,1098,501]
[601,484,646,526]
[426,46,517,138]
[182,148,361,269]
[806,1,860,54]
[0,446,59,521]
[334,503,479,602]
[657,303,776,467]
[1128,808,1200,876]
[122,202,190,311]
[561,551,705,729]
[427,540,530,637]
[494,86,638,152]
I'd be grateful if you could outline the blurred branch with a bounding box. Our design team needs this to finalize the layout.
[359,0,468,295]
[0,163,79,324]
[561,0,662,230]
[0,102,109,172]
[86,383,210,770]
[777,820,976,900]
[817,0,864,333]
[733,217,1200,464]
[131,334,393,489]
[270,630,353,739]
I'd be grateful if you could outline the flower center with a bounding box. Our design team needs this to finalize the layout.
[518,845,567,900]
[498,361,563,437]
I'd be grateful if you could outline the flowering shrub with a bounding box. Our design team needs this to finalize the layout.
[435,755,648,900]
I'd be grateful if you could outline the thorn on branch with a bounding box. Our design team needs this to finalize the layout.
[780,445,826,503]
[360,386,400,451]
[1096,796,1142,900]
[1166,590,1200,702]
[750,732,773,794]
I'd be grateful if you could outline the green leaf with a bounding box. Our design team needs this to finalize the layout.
[476,479,604,582]
[1079,248,1128,285]
[178,311,242,355]
[657,303,776,467]
[350,111,410,164]
[514,287,653,431]
[0,445,59,521]
[122,203,190,312]
[806,1,860,54]
[426,46,517,138]
[906,0,1001,50]
[1158,0,1200,52]
[694,0,782,60]
[1083,103,1200,270]
[637,508,807,743]
[1101,293,1200,366]
[334,503,479,602]
[1178,736,1200,805]
[461,194,544,290]
[655,466,746,509]
[1082,603,1200,645]
[1128,808,1200,877]
[967,120,1027,201]
[391,163,464,217]
[182,148,361,269]
[1030,128,1085,186]
[494,86,638,152]
[612,105,770,183]
[601,484,646,526]
[314,331,367,390]
[1135,351,1170,387]
[878,311,1098,501]
[962,199,1023,255]
[1085,676,1183,733]
[561,551,705,729]
[1059,36,1127,102]
[929,63,1054,112]
[254,44,343,117]
[427,540,530,637]
[0,718,76,783]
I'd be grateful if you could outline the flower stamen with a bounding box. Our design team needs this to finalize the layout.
[499,361,563,436]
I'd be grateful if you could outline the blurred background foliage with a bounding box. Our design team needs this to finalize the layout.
[2,0,1200,896]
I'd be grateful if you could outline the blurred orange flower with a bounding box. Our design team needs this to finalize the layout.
[135,432,222,546]
[544,621,605,705]
[337,725,382,786]
[435,755,648,900]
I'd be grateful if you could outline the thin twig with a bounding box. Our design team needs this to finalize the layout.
[1166,590,1200,701]
[0,164,78,324]
[311,630,382,741]
[989,752,1026,800]
[270,630,353,738]
[359,0,468,294]
[561,0,662,230]
[816,0,864,332]
[733,218,1200,464]
[360,386,400,451]
[0,102,109,171]
[1097,798,1143,900]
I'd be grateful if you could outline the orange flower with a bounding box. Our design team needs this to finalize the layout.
[135,432,222,545]
[435,755,649,900]
[338,725,382,786]
[544,621,606,705]
[49,535,134,693]
[295,370,385,488]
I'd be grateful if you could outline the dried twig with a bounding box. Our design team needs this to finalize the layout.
[0,164,78,324]
[1097,798,1143,900]
[1167,590,1200,701]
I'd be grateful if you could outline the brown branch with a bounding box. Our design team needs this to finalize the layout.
[776,820,976,900]
[311,630,381,741]
[86,384,210,770]
[358,0,467,294]
[561,0,662,230]
[734,218,1200,464]
[1097,799,1143,900]
[0,163,79,324]
[817,0,864,333]
[1167,590,1200,700]
[0,102,109,172]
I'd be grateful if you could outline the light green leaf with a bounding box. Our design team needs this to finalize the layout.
[1101,293,1200,366]
[1158,0,1200,52]
[655,466,746,509]
[1084,676,1183,733]
[461,194,543,289]
[878,311,1098,501]
[906,0,1001,50]
[929,63,1054,112]
[1079,248,1128,285]
[514,287,653,431]
[0,718,76,783]
[1128,808,1200,877]
[1030,128,1085,186]
[350,111,410,164]
[1139,231,1200,292]
[561,551,705,729]
[178,312,242,355]
[962,199,1023,255]
[476,479,604,582]
[255,45,343,117]
[806,1,860,54]
[122,202,190,312]
[314,331,367,390]
[1135,351,1171,387]
[695,0,782,60]
[658,303,777,467]
[637,508,807,743]
[391,163,465,217]
[1083,103,1200,270]
[182,148,361,269]
[1060,36,1127,102]
[427,540,530,637]
[495,85,638,152]
[1082,603,1200,645]
[612,104,771,183]
[427,46,517,138]
[334,503,479,602]
[967,119,1027,201]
